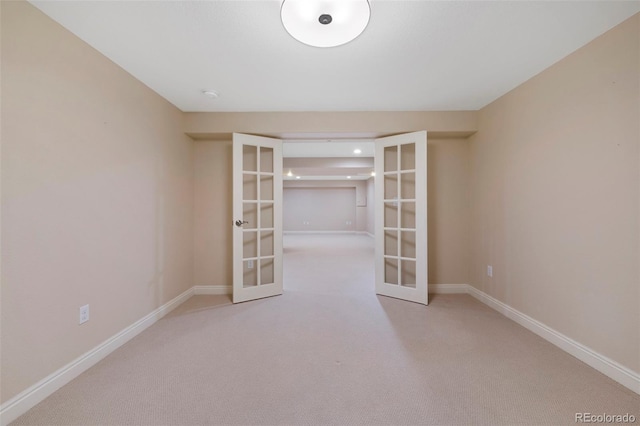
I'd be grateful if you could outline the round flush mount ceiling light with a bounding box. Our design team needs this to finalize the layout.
[281,0,370,48]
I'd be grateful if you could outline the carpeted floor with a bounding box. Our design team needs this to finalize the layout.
[11,234,640,425]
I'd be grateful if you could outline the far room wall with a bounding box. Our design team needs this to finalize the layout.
[284,187,356,232]
[283,181,366,233]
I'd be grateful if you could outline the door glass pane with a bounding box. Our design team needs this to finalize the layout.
[260,147,273,173]
[243,231,257,259]
[242,203,258,230]
[401,172,415,199]
[260,231,274,257]
[384,174,398,200]
[384,258,399,285]
[400,231,416,259]
[243,260,258,287]
[260,176,273,201]
[400,260,416,288]
[243,174,257,200]
[243,145,257,172]
[384,146,397,172]
[400,202,415,229]
[384,230,398,256]
[260,258,274,285]
[384,202,398,228]
[401,143,415,170]
[260,204,273,228]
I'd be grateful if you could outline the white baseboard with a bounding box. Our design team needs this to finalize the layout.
[0,287,194,426]
[464,285,640,395]
[194,285,232,295]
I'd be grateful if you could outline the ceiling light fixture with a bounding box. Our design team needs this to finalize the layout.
[353,149,362,154]
[280,0,370,48]
[347,176,352,179]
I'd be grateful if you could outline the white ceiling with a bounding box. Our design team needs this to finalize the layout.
[282,140,374,180]
[30,0,640,113]
[283,156,375,181]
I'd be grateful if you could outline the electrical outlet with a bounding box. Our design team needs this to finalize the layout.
[487,265,493,277]
[79,304,89,324]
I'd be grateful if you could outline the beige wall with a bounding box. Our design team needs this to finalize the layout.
[1,1,194,403]
[193,140,233,287]
[469,14,639,372]
[183,111,478,140]
[428,139,471,285]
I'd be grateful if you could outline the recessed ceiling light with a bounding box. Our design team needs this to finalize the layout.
[296,176,301,179]
[353,149,362,154]
[347,176,352,179]
[281,0,371,48]
[371,171,376,176]
[202,90,219,99]
[287,170,293,177]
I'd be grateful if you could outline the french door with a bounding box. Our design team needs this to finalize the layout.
[374,131,428,304]
[232,133,283,303]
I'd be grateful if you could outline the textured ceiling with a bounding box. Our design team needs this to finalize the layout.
[30,1,640,113]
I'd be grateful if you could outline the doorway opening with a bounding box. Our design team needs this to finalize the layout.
[281,139,375,295]
[232,132,427,305]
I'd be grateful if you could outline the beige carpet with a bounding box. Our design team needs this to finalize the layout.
[12,234,640,425]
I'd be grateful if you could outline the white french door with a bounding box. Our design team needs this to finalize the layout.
[232,133,283,303]
[374,131,428,304]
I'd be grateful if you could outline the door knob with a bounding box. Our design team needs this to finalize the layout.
[235,220,248,228]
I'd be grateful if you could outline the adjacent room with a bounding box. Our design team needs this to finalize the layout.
[2,1,639,425]
[281,140,375,295]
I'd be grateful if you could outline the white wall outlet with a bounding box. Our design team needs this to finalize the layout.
[248,259,254,269]
[487,265,493,277]
[79,304,89,324]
